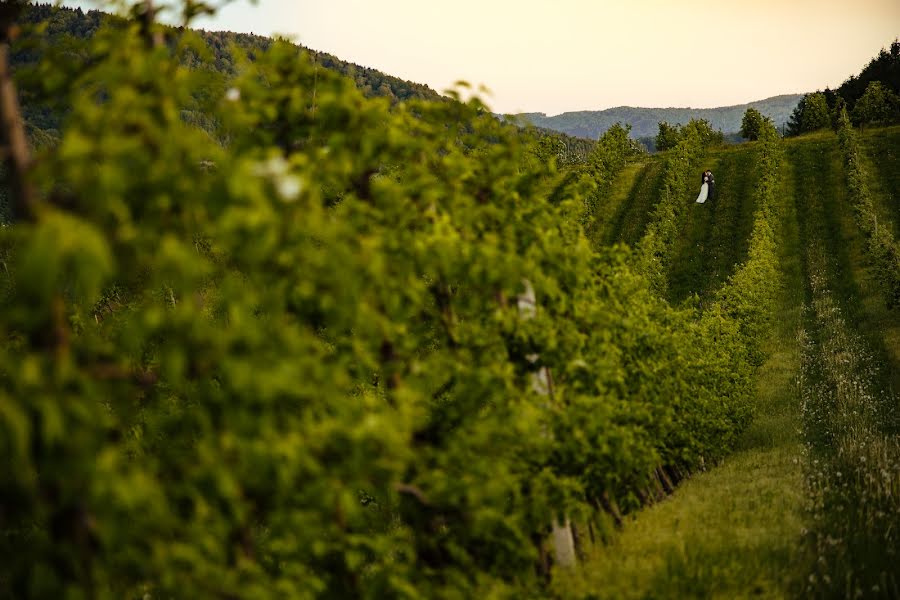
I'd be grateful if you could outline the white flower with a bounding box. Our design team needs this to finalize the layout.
[225,87,241,102]
[253,156,303,202]
[277,175,303,202]
[253,155,289,178]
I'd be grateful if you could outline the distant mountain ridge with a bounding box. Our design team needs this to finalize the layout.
[515,94,805,140]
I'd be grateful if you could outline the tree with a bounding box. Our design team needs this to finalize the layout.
[682,118,724,148]
[800,92,830,133]
[594,122,644,161]
[740,107,771,141]
[655,121,681,151]
[786,92,832,137]
[822,86,838,109]
[830,96,848,130]
[851,81,900,127]
[837,39,900,107]
[785,97,805,137]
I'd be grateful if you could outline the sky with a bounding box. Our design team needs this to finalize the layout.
[69,0,899,115]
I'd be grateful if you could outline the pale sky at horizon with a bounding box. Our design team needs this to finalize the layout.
[67,0,899,115]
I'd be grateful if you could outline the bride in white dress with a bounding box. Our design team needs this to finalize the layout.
[696,171,710,204]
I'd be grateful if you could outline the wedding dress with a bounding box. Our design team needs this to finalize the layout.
[696,181,709,204]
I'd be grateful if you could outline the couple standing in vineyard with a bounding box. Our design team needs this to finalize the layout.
[696,169,716,204]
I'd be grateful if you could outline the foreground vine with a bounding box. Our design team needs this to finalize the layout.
[835,109,900,306]
[0,4,777,597]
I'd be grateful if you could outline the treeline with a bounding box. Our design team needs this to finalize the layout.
[0,3,776,598]
[527,125,605,168]
[652,119,724,153]
[190,31,440,104]
[787,40,900,136]
[651,114,762,153]
[15,3,440,131]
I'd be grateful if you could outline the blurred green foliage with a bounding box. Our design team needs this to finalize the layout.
[0,3,778,598]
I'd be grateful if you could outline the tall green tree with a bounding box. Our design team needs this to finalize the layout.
[830,95,848,130]
[739,107,771,141]
[800,92,830,133]
[785,97,805,136]
[655,121,681,151]
[681,118,724,148]
[851,80,900,127]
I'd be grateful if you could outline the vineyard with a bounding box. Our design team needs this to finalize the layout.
[556,124,900,599]
[0,3,898,599]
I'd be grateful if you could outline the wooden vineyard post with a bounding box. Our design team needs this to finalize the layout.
[551,517,577,567]
[516,279,577,569]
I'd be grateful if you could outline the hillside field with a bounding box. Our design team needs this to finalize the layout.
[0,4,898,599]
[555,125,900,599]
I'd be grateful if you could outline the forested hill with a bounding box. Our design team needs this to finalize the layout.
[516,94,804,140]
[17,3,442,130]
[18,2,603,160]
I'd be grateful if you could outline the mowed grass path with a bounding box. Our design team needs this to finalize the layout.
[587,160,650,245]
[787,131,900,397]
[787,130,900,595]
[553,142,807,600]
[606,159,666,247]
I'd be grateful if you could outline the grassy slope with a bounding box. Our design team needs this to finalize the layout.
[856,127,900,383]
[552,334,805,599]
[788,129,900,595]
[787,131,900,397]
[552,128,900,599]
[666,146,757,305]
[587,160,649,245]
[552,142,806,600]
[664,154,722,304]
[605,159,666,247]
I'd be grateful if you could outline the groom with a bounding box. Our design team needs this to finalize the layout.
[703,170,716,202]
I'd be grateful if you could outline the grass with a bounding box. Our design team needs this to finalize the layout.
[587,160,650,245]
[785,131,900,409]
[664,154,721,304]
[786,130,900,597]
[605,159,666,247]
[701,146,758,301]
[666,145,758,305]
[551,332,805,599]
